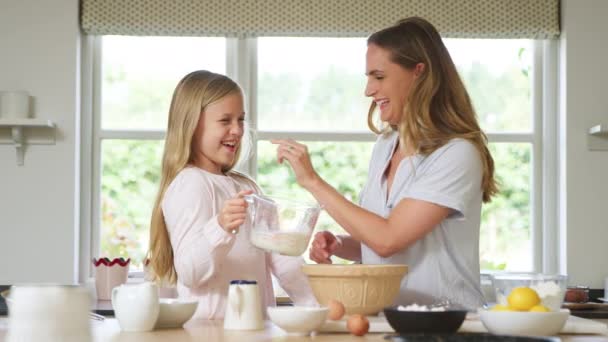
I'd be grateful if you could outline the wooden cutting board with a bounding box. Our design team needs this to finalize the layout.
[318,313,608,335]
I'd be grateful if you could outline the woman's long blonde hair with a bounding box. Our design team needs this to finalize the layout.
[367,17,498,202]
[148,70,243,284]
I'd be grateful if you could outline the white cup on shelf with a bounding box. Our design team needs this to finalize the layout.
[0,91,30,119]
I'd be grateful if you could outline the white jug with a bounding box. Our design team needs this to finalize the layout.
[224,280,264,330]
[112,282,160,332]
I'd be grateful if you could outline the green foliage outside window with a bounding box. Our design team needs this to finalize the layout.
[100,140,163,267]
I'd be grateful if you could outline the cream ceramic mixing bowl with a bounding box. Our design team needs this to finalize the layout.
[302,264,408,315]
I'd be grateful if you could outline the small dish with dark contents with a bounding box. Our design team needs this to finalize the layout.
[384,304,468,334]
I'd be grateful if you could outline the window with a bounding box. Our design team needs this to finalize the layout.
[445,39,536,272]
[90,36,550,275]
[94,36,226,269]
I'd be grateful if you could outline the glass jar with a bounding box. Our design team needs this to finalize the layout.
[565,285,590,303]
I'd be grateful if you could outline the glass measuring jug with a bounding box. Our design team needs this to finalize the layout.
[244,194,321,256]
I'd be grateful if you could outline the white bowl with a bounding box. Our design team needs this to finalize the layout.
[155,298,198,329]
[479,308,570,336]
[267,306,328,335]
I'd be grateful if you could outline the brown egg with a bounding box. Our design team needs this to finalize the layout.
[346,314,369,336]
[327,299,346,320]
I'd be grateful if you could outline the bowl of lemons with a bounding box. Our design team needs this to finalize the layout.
[481,281,570,336]
[491,273,567,311]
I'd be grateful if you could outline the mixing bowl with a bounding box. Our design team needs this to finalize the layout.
[154,298,198,329]
[301,264,408,315]
[246,194,321,256]
[384,306,468,334]
[479,308,569,336]
[267,306,329,335]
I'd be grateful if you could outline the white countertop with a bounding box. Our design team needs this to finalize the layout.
[1,317,608,341]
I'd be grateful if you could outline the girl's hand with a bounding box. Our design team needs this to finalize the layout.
[218,190,253,234]
[309,231,342,264]
[271,139,320,190]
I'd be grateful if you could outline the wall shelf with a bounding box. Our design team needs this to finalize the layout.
[0,118,56,165]
[587,124,608,151]
[589,124,608,135]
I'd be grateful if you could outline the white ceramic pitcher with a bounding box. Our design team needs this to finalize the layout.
[224,280,264,330]
[112,282,160,332]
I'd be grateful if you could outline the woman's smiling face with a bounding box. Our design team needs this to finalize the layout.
[192,92,245,174]
[364,43,419,125]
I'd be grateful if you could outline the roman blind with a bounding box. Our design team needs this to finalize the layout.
[81,0,560,39]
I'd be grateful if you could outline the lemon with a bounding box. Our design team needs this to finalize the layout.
[507,287,541,311]
[490,304,511,311]
[529,304,550,312]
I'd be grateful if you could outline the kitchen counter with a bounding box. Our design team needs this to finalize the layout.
[1,317,608,341]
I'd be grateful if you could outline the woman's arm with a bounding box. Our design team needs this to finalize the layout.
[272,139,452,258]
[306,176,450,257]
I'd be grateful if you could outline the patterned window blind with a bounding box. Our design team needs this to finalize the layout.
[81,0,559,39]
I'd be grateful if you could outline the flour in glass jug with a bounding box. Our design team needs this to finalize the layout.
[250,230,311,256]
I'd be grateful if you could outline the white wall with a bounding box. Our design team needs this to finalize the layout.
[0,0,80,284]
[0,0,607,288]
[560,0,608,289]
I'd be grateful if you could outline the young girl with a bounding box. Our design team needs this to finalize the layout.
[148,70,316,319]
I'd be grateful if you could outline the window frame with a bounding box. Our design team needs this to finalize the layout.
[79,37,558,281]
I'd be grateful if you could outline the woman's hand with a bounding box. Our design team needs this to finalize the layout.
[218,190,253,234]
[309,231,342,264]
[271,139,320,190]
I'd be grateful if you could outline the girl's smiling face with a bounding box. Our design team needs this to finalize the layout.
[192,92,245,174]
[364,43,420,125]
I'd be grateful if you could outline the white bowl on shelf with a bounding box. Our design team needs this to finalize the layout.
[479,308,570,336]
[154,298,198,329]
[267,306,328,335]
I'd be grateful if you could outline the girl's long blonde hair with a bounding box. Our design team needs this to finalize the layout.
[367,17,498,202]
[148,70,243,284]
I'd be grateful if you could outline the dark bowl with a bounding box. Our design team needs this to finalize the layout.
[384,306,468,334]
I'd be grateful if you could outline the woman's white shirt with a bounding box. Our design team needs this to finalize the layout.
[360,131,485,309]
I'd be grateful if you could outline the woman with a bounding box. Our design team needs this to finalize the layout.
[272,17,498,310]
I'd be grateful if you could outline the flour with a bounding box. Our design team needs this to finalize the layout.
[250,230,310,256]
[530,281,563,311]
[396,304,447,312]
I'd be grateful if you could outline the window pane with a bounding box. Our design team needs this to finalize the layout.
[257,38,370,131]
[101,36,226,130]
[256,140,373,263]
[481,143,532,272]
[100,140,163,268]
[445,39,532,133]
